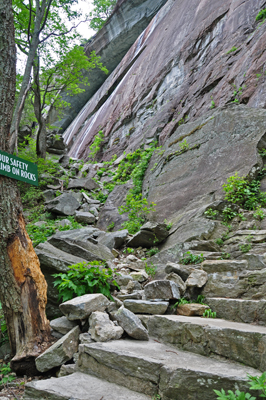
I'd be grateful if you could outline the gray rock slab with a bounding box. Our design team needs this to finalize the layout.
[97,230,128,250]
[114,306,149,340]
[45,193,80,216]
[35,326,80,372]
[78,339,260,399]
[142,314,266,371]
[68,177,99,190]
[201,259,248,273]
[130,270,149,282]
[24,372,151,400]
[205,297,266,325]
[35,242,87,318]
[117,291,143,300]
[50,316,78,335]
[60,294,110,320]
[75,211,96,224]
[124,299,168,314]
[89,311,124,342]
[144,280,180,300]
[48,229,114,261]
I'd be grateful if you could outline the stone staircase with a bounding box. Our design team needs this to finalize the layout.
[24,253,266,400]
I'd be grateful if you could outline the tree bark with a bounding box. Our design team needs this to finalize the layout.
[33,54,47,159]
[0,0,51,375]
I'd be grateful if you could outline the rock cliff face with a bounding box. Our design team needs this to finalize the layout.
[63,0,266,159]
[47,0,168,133]
[60,0,266,255]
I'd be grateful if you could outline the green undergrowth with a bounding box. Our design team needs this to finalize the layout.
[215,371,266,400]
[93,142,158,234]
[27,216,83,247]
[53,261,119,302]
[180,251,205,265]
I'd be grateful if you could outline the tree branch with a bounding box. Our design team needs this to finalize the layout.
[39,19,90,43]
[39,0,53,33]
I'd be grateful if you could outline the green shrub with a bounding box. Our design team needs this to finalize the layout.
[222,173,266,210]
[204,208,219,219]
[27,217,83,247]
[146,247,159,257]
[53,261,119,302]
[214,371,266,400]
[203,309,216,318]
[145,262,157,278]
[88,130,105,160]
[256,9,266,21]
[180,251,205,265]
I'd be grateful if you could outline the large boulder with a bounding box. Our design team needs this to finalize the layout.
[97,230,128,250]
[68,177,99,191]
[48,228,114,261]
[35,326,80,372]
[35,242,87,318]
[45,193,80,216]
[127,222,169,248]
[60,294,110,320]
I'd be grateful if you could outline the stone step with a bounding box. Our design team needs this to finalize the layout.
[77,339,260,400]
[205,297,266,325]
[24,372,151,400]
[139,315,266,371]
[201,259,266,299]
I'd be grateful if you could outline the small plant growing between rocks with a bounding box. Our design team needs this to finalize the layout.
[53,261,119,302]
[256,8,266,22]
[254,206,265,220]
[203,309,216,318]
[216,238,224,246]
[204,208,219,219]
[239,243,252,253]
[145,262,157,278]
[146,247,159,257]
[180,251,205,265]
[88,130,105,160]
[226,46,238,54]
[107,221,115,232]
[219,252,231,260]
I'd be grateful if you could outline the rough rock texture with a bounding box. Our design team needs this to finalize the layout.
[97,229,128,249]
[186,270,208,288]
[176,303,209,316]
[35,242,87,318]
[46,193,80,216]
[75,211,96,224]
[77,340,260,399]
[124,299,168,315]
[166,273,186,295]
[127,222,169,248]
[35,326,80,372]
[48,0,168,133]
[97,182,133,231]
[89,312,124,342]
[142,315,266,371]
[24,372,151,400]
[50,316,78,335]
[60,294,110,320]
[68,177,99,191]
[114,306,149,340]
[48,229,114,261]
[144,280,180,300]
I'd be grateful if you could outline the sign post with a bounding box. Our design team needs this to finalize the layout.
[0,150,38,186]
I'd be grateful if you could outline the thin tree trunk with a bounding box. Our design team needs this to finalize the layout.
[10,0,48,153]
[0,0,51,375]
[33,54,47,159]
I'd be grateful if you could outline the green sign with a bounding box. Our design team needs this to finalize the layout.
[0,150,38,186]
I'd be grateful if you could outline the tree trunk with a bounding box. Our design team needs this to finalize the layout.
[33,54,47,159]
[0,0,51,375]
[9,0,48,153]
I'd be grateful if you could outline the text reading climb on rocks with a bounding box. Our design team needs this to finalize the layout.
[0,152,37,182]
